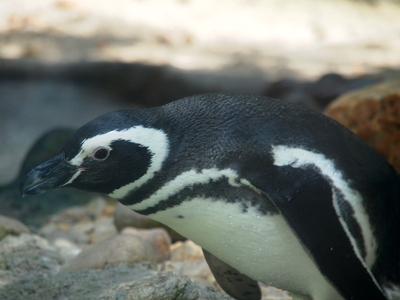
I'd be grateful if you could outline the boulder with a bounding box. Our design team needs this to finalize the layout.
[0,233,61,285]
[0,262,156,300]
[325,79,400,173]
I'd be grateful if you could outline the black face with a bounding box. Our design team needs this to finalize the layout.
[21,140,152,195]
[20,109,159,198]
[21,139,153,197]
[69,140,152,195]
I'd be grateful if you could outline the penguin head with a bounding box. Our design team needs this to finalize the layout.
[20,110,170,199]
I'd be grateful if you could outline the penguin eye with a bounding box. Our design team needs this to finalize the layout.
[92,147,110,160]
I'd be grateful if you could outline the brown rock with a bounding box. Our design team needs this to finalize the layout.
[0,215,30,239]
[170,240,205,263]
[121,227,171,263]
[114,202,185,242]
[325,79,400,173]
[60,234,156,272]
[163,240,218,289]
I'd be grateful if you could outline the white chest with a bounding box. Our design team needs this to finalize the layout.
[150,198,344,300]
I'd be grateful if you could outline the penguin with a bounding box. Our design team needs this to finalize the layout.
[21,93,400,300]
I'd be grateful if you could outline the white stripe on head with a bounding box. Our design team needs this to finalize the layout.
[68,126,169,198]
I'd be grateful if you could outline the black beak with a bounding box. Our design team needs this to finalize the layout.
[20,154,79,197]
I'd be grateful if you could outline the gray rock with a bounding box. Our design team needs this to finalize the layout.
[114,202,185,242]
[0,262,231,300]
[0,215,30,239]
[0,262,156,300]
[99,271,232,300]
[0,233,61,285]
[99,271,199,300]
[60,234,157,271]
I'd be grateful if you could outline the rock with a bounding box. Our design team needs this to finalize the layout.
[38,205,93,244]
[0,233,61,285]
[259,283,293,300]
[122,227,171,263]
[69,220,94,244]
[114,202,185,242]
[165,241,216,289]
[0,233,231,299]
[52,238,82,263]
[325,79,400,173]
[0,262,157,300]
[38,198,117,245]
[99,271,199,300]
[86,196,117,218]
[89,216,118,244]
[0,261,231,300]
[164,261,216,288]
[60,234,157,271]
[99,271,232,300]
[170,240,205,263]
[0,215,30,239]
[58,245,82,264]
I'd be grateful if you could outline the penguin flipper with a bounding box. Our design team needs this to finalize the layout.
[251,166,387,300]
[202,248,262,300]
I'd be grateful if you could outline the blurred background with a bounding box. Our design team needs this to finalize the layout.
[1,0,400,185]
